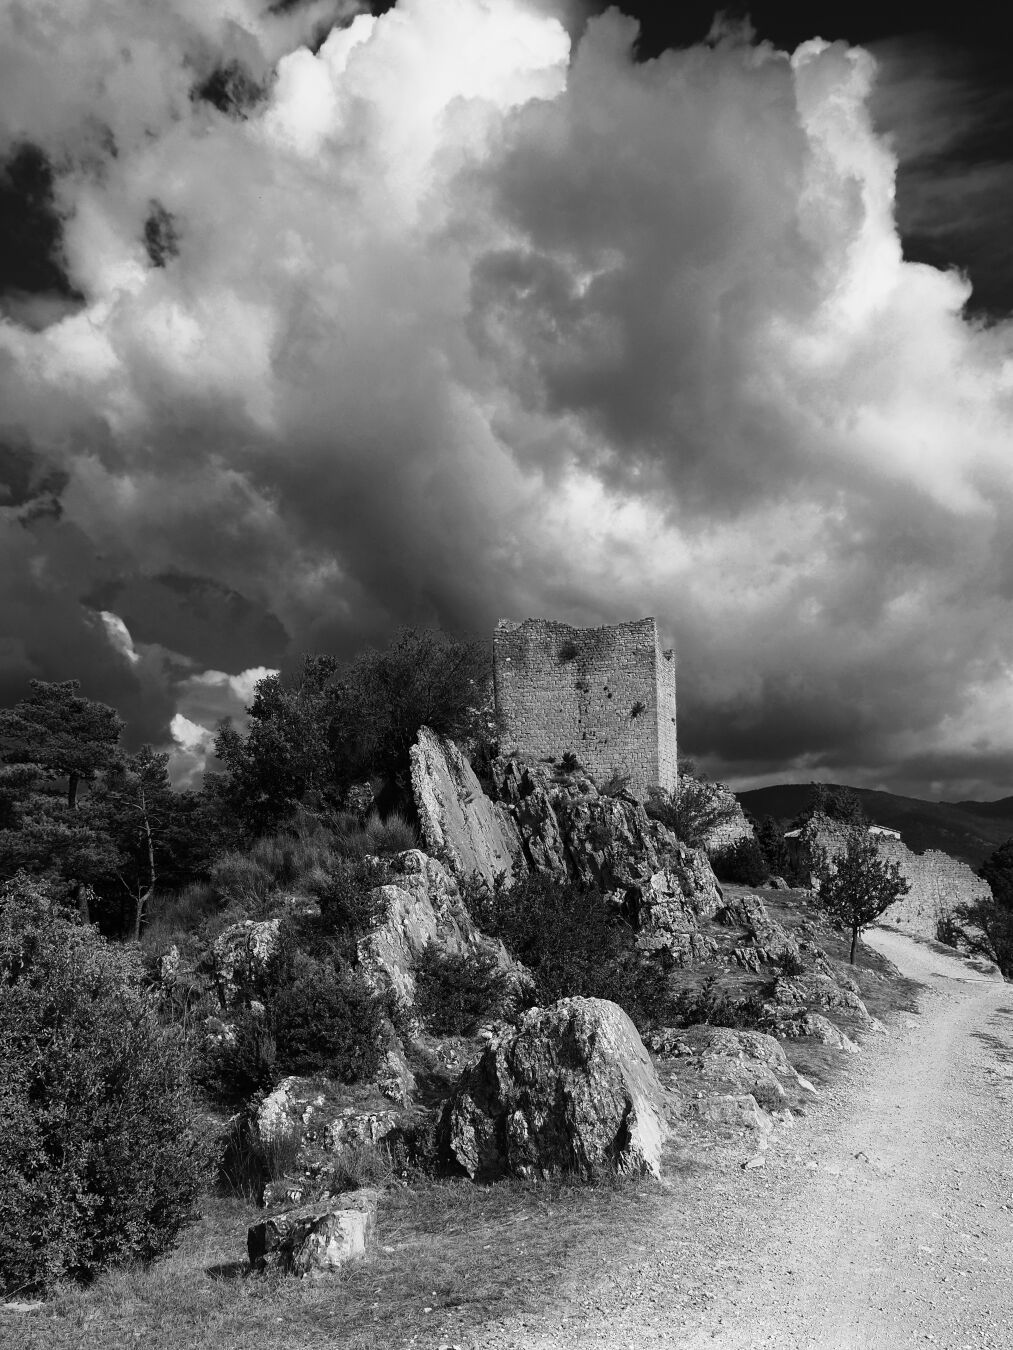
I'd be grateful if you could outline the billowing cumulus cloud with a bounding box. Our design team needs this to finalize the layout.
[3,0,1013,798]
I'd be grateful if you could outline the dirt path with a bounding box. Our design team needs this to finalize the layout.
[467,932,1013,1350]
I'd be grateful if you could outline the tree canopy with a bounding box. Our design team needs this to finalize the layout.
[812,827,910,963]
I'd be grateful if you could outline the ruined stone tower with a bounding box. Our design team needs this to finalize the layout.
[493,617,677,798]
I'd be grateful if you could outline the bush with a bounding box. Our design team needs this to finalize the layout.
[711,837,770,887]
[269,950,389,1082]
[669,974,767,1030]
[140,881,219,957]
[935,909,963,948]
[414,942,510,1035]
[463,873,671,1032]
[310,857,390,956]
[332,809,419,861]
[210,852,275,909]
[0,874,211,1296]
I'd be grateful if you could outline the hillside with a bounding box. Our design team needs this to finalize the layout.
[737,783,1013,869]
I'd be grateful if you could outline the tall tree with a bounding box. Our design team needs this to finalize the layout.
[96,747,182,940]
[0,680,122,809]
[812,828,911,963]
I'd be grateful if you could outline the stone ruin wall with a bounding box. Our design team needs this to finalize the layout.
[875,839,992,936]
[493,617,677,799]
[791,818,992,938]
[699,781,755,856]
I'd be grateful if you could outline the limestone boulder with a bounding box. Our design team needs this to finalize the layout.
[440,996,670,1181]
[356,849,529,1015]
[410,727,524,888]
[776,1011,860,1053]
[248,1190,377,1276]
[209,917,281,1008]
[686,1093,773,1132]
[772,973,871,1019]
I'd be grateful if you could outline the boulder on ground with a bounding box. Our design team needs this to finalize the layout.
[440,996,670,1181]
[248,1190,377,1276]
[686,1093,773,1132]
[776,1011,860,1053]
[410,727,524,887]
[772,973,871,1019]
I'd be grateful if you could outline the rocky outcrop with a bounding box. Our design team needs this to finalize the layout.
[440,997,670,1181]
[209,917,281,1008]
[775,1010,860,1053]
[647,1024,818,1099]
[356,849,529,1016]
[410,726,524,887]
[248,1190,377,1276]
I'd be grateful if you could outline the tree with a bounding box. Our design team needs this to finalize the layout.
[979,839,1013,910]
[210,630,492,832]
[812,828,911,963]
[946,839,1013,978]
[754,815,791,879]
[95,747,188,939]
[792,782,866,829]
[0,874,210,1296]
[0,680,121,809]
[0,681,123,920]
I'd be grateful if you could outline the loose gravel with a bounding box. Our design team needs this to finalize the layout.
[453,930,1013,1350]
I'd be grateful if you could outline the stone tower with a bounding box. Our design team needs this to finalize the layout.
[492,617,677,798]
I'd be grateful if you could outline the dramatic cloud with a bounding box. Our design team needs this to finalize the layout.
[3,0,1013,797]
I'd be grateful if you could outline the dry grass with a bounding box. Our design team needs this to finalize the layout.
[9,1173,669,1350]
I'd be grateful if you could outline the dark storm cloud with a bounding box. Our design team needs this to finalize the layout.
[3,0,1013,796]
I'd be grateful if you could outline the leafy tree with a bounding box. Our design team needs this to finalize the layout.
[812,828,910,963]
[0,874,210,1296]
[0,681,123,919]
[754,815,791,879]
[792,782,866,829]
[210,630,491,834]
[0,680,121,809]
[978,839,1013,910]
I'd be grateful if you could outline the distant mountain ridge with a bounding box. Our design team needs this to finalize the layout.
[736,783,1013,870]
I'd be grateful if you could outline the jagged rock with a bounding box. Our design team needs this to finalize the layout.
[209,918,282,1008]
[248,1190,378,1276]
[775,1011,860,1053]
[254,1076,399,1177]
[356,849,529,1015]
[375,1042,417,1107]
[158,944,180,981]
[440,997,669,1181]
[686,1093,773,1132]
[692,1056,787,1101]
[657,1025,796,1073]
[772,973,871,1018]
[410,726,524,887]
[716,894,801,968]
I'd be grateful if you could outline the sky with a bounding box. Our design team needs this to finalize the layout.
[2,0,1013,801]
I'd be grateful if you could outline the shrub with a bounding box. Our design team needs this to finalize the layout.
[210,1007,277,1101]
[270,951,389,1082]
[711,837,770,887]
[935,909,963,948]
[669,974,767,1030]
[332,809,419,861]
[414,942,511,1035]
[0,874,210,1296]
[210,851,275,909]
[140,881,219,957]
[559,751,581,774]
[558,640,579,663]
[645,768,742,849]
[463,873,670,1032]
[310,857,390,956]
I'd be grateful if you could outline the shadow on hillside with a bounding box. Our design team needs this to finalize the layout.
[206,1260,248,1282]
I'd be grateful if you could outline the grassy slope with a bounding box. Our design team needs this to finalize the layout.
[738,783,1013,868]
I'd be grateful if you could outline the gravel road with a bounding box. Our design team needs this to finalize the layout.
[464,930,1013,1350]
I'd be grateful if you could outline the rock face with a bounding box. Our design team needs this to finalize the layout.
[209,917,281,1008]
[440,997,669,1181]
[356,849,529,1015]
[248,1190,377,1275]
[410,726,524,887]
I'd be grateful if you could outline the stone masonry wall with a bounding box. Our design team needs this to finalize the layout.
[876,840,992,936]
[493,618,677,799]
[789,817,992,938]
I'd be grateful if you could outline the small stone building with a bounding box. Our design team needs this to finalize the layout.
[493,617,677,799]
